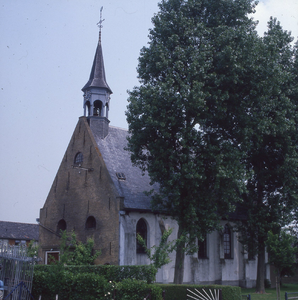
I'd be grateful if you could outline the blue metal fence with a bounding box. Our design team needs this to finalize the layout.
[285,291,298,300]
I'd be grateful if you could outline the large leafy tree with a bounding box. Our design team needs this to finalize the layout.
[126,0,260,283]
[235,18,298,293]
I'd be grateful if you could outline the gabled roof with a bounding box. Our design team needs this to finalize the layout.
[91,125,158,212]
[82,41,112,94]
[0,221,39,241]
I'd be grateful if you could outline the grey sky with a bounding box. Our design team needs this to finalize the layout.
[0,0,297,224]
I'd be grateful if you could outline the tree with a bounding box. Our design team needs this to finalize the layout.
[126,0,260,283]
[27,240,39,261]
[137,228,175,270]
[235,18,298,293]
[59,230,101,266]
[266,230,297,300]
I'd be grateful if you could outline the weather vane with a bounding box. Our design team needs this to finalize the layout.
[97,6,105,41]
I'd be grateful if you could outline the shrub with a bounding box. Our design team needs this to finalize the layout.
[116,279,163,300]
[34,264,157,283]
[32,270,108,300]
[32,265,160,299]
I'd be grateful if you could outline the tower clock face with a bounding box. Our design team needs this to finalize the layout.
[84,91,91,101]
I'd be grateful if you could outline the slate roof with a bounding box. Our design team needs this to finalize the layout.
[92,125,158,211]
[0,221,39,241]
[82,41,112,94]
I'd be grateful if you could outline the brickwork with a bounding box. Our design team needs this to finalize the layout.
[39,117,120,265]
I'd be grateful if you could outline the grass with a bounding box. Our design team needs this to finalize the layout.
[241,283,298,300]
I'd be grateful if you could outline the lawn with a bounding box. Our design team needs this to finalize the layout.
[241,284,298,300]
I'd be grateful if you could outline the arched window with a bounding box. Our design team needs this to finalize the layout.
[93,100,102,116]
[136,218,147,254]
[85,101,91,117]
[198,234,208,259]
[223,224,232,259]
[85,216,96,229]
[74,152,83,165]
[57,219,67,233]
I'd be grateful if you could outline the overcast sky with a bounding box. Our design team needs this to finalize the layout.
[0,0,297,224]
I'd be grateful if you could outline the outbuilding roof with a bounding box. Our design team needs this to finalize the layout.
[0,221,39,241]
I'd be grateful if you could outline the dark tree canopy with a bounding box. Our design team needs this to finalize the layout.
[126,0,298,285]
[235,18,298,293]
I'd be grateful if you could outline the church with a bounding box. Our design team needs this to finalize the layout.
[38,19,268,288]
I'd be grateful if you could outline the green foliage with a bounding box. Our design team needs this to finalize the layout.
[26,240,39,260]
[32,231,103,299]
[116,279,163,300]
[266,230,297,275]
[32,270,110,300]
[137,227,175,269]
[126,0,262,283]
[158,284,241,300]
[235,17,298,292]
[59,230,101,266]
[32,266,162,300]
[34,264,157,286]
[126,0,298,287]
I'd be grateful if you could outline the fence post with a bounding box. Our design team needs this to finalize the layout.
[18,282,23,300]
[248,294,251,300]
[162,290,166,300]
[219,289,222,300]
[285,292,288,300]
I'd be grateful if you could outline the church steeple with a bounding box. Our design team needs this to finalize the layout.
[82,7,112,139]
[82,7,112,117]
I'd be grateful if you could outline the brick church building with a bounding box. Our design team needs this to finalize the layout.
[38,20,268,287]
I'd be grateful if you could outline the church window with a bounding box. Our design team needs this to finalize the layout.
[85,216,96,229]
[57,219,67,233]
[74,152,83,165]
[116,172,126,180]
[223,224,232,259]
[136,218,147,254]
[198,234,208,259]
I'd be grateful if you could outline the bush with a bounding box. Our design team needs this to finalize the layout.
[158,284,241,300]
[115,279,163,300]
[32,265,161,300]
[34,264,157,283]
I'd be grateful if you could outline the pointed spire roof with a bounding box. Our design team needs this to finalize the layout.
[82,41,112,93]
[82,7,112,94]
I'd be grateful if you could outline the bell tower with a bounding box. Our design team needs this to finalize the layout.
[82,7,112,139]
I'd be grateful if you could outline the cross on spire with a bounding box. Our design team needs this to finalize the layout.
[97,6,105,42]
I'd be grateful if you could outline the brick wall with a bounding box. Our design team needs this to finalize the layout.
[39,117,120,265]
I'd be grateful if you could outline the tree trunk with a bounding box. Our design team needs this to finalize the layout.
[173,226,185,284]
[276,270,281,300]
[256,244,266,293]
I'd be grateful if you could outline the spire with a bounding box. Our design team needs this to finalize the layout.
[82,7,112,139]
[82,7,112,94]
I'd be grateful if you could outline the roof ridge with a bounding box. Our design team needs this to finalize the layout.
[0,220,38,226]
[109,125,128,131]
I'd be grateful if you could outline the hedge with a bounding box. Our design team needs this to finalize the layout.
[32,265,160,300]
[33,265,241,300]
[34,264,157,283]
[159,284,241,300]
[32,272,162,300]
